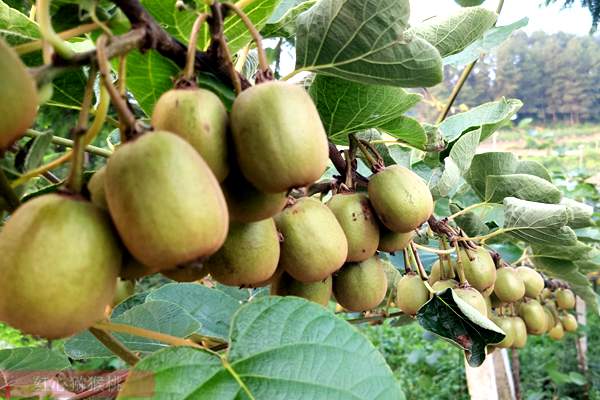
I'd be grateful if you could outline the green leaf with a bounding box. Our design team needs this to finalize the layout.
[295,0,442,87]
[146,283,242,341]
[0,347,70,371]
[503,197,578,247]
[23,132,52,171]
[64,301,200,359]
[450,203,489,237]
[262,0,316,38]
[47,69,88,107]
[416,288,505,367]
[575,227,600,243]
[438,98,522,142]
[561,198,594,229]
[485,174,562,204]
[0,0,40,45]
[465,152,518,199]
[309,75,421,143]
[411,7,497,58]
[444,17,529,67]
[515,160,552,182]
[118,297,404,399]
[379,116,427,150]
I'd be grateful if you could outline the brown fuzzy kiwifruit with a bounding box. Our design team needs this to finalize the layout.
[230,81,328,193]
[207,218,280,287]
[511,317,528,348]
[431,279,458,293]
[493,267,525,303]
[333,256,388,312]
[454,286,488,316]
[271,272,332,306]
[104,131,228,271]
[276,197,348,283]
[368,165,433,233]
[516,266,544,299]
[556,288,576,310]
[0,37,38,150]
[327,193,379,262]
[395,273,430,315]
[378,228,414,253]
[152,88,229,181]
[548,322,565,340]
[88,166,108,210]
[0,194,120,339]
[491,315,515,348]
[518,299,546,335]
[459,247,496,295]
[560,313,578,332]
[428,258,455,285]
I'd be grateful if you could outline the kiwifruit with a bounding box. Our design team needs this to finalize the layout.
[88,166,108,209]
[271,272,332,306]
[459,247,496,295]
[105,131,228,271]
[511,317,528,348]
[519,299,546,335]
[494,267,525,303]
[454,286,488,316]
[560,313,578,332]
[334,256,387,312]
[368,165,433,233]
[541,287,553,300]
[491,315,515,348]
[162,262,209,282]
[275,197,348,282]
[222,164,287,223]
[516,266,545,298]
[327,193,379,262]
[548,322,565,340]
[151,88,229,182]
[230,81,328,193]
[0,37,38,150]
[432,279,458,292]
[378,228,414,253]
[455,0,485,6]
[0,194,120,339]
[484,295,493,315]
[556,288,576,310]
[207,218,280,287]
[489,291,502,308]
[428,258,455,285]
[112,278,135,306]
[543,306,557,332]
[395,273,430,315]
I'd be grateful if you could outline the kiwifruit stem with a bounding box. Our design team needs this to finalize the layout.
[36,0,76,59]
[89,327,140,366]
[209,3,242,94]
[183,13,209,81]
[343,150,354,189]
[454,242,468,285]
[402,249,412,274]
[14,23,100,55]
[410,242,429,281]
[0,169,20,211]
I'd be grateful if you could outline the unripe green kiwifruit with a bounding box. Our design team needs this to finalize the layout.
[378,228,414,253]
[548,322,565,340]
[327,193,379,262]
[541,287,553,300]
[271,272,332,306]
[113,278,135,306]
[484,295,493,315]
[88,166,108,209]
[162,262,209,282]
[454,286,488,316]
[428,258,455,285]
[432,279,458,292]
[231,81,328,193]
[519,299,546,335]
[275,197,348,282]
[511,317,528,348]
[105,131,228,271]
[222,164,287,223]
[395,273,430,315]
[207,218,280,286]
[455,0,485,6]
[516,266,545,298]
[494,267,525,303]
[0,194,120,339]
[560,313,578,332]
[491,315,515,348]
[543,306,557,333]
[459,247,496,295]
[334,257,388,312]
[151,88,229,181]
[368,165,433,233]
[556,288,576,310]
[0,37,38,150]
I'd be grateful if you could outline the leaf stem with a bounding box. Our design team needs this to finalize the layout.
[463,227,516,243]
[0,169,20,211]
[280,68,304,81]
[183,13,209,80]
[89,327,140,366]
[36,0,75,59]
[24,131,112,157]
[447,202,489,221]
[454,243,468,285]
[14,23,100,55]
[412,242,455,255]
[93,321,205,350]
[221,357,256,400]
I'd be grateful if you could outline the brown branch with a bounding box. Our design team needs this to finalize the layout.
[328,141,369,187]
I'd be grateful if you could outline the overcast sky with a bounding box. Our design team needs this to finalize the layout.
[410,0,594,35]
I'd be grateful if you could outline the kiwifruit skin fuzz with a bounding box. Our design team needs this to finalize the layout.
[556,288,576,310]
[395,273,430,315]
[378,228,414,253]
[493,267,526,303]
[460,247,496,295]
[334,256,388,312]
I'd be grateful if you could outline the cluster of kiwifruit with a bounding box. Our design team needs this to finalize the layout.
[0,45,437,339]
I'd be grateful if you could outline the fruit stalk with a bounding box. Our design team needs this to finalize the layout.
[14,22,100,55]
[89,327,141,366]
[209,3,242,94]
[183,13,209,80]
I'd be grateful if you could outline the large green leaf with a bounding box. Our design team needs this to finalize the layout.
[503,197,578,247]
[379,116,427,150]
[118,297,404,399]
[309,75,421,143]
[295,0,442,87]
[515,160,552,182]
[0,0,39,45]
[561,198,594,229]
[444,17,529,67]
[64,301,200,359]
[0,347,70,389]
[417,288,505,367]
[411,7,497,58]
[465,152,518,199]
[262,0,316,38]
[485,174,562,204]
[438,98,522,142]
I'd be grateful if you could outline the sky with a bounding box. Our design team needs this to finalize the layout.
[410,0,594,35]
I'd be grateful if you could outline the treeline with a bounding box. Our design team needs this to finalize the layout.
[420,31,600,124]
